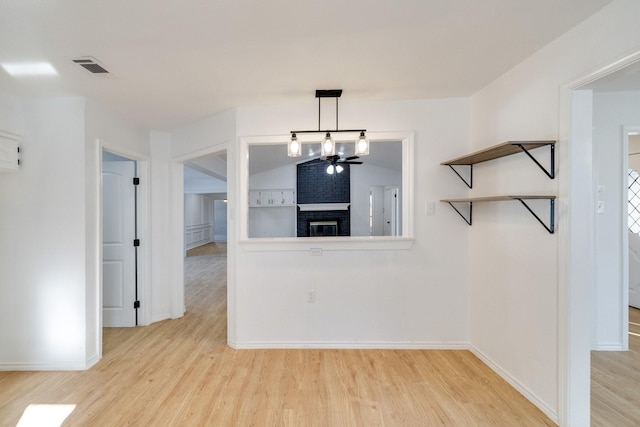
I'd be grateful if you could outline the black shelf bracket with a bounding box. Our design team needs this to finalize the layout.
[444,201,473,225]
[447,164,473,189]
[514,197,555,234]
[516,143,555,179]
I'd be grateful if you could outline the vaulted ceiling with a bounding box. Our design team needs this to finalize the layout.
[0,0,613,131]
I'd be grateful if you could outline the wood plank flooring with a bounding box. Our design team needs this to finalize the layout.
[0,242,555,426]
[591,307,640,426]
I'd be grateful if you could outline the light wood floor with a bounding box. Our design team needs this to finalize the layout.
[0,242,555,426]
[591,307,640,426]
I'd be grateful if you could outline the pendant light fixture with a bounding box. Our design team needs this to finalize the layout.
[288,133,302,157]
[289,89,369,158]
[355,131,369,156]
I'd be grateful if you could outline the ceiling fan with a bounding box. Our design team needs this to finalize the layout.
[324,154,363,165]
[322,154,362,174]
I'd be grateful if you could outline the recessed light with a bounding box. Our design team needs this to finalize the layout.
[1,62,58,77]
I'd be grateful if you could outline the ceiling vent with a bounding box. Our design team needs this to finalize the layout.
[72,57,109,74]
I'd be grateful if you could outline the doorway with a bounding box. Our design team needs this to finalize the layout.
[565,54,640,424]
[181,150,228,338]
[369,185,400,236]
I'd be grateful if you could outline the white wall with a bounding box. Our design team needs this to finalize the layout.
[0,97,87,369]
[150,131,174,322]
[233,99,470,347]
[184,166,227,194]
[468,0,640,423]
[184,193,213,250]
[593,90,640,349]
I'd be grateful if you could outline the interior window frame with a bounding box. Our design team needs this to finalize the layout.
[238,131,415,251]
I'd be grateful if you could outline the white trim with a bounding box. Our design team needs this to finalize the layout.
[0,355,100,371]
[229,340,469,350]
[99,142,151,330]
[240,236,414,251]
[470,345,558,424]
[622,125,640,350]
[558,49,640,427]
[170,142,232,337]
[593,344,625,351]
[239,131,415,241]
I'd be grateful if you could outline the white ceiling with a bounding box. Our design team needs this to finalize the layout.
[0,0,612,131]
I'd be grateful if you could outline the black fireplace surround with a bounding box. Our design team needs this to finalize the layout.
[296,159,350,237]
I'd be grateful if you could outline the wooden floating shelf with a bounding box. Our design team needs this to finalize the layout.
[441,141,556,188]
[441,141,555,165]
[440,195,556,203]
[440,195,556,233]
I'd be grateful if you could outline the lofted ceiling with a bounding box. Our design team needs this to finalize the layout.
[0,0,613,131]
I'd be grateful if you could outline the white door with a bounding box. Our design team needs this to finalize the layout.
[103,160,137,327]
[383,186,399,236]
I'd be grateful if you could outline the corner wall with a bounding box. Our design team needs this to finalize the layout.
[468,0,640,423]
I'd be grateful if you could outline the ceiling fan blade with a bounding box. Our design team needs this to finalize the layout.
[344,156,360,161]
[342,161,363,164]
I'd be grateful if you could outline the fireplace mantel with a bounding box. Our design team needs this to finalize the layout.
[297,203,350,211]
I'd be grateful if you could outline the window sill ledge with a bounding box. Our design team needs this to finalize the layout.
[239,236,415,252]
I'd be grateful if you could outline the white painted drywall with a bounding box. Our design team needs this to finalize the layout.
[150,132,173,322]
[233,98,470,346]
[184,166,227,194]
[468,0,640,423]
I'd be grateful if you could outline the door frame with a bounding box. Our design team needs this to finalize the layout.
[559,50,640,426]
[171,144,231,341]
[99,141,150,348]
[626,126,640,313]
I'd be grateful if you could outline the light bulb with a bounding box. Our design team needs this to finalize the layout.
[355,131,369,156]
[288,133,302,157]
[326,164,335,174]
[321,132,335,157]
[336,165,344,173]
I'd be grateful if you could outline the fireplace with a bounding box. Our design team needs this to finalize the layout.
[308,220,338,237]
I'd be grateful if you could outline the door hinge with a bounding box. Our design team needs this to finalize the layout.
[133,239,140,247]
[133,177,140,185]
[133,300,140,309]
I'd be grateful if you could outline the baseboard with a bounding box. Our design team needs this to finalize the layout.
[0,361,92,371]
[228,340,469,350]
[469,345,558,424]
[593,344,624,351]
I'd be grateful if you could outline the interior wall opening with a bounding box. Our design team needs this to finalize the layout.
[182,150,228,343]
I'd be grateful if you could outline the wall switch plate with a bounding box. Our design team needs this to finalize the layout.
[307,290,316,303]
[310,248,322,256]
[426,201,436,215]
[597,200,605,213]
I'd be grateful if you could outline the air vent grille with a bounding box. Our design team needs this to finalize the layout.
[72,57,109,74]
